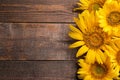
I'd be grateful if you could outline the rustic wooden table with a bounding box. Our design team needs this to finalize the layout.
[0,0,78,80]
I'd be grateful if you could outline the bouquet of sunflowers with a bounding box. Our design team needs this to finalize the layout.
[69,0,120,80]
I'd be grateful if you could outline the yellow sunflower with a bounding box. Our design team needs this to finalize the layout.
[74,0,106,12]
[106,39,120,70]
[97,0,120,34]
[69,10,113,64]
[77,59,119,80]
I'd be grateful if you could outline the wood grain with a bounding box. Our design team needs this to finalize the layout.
[0,23,77,60]
[0,0,78,80]
[0,0,78,23]
[0,61,77,80]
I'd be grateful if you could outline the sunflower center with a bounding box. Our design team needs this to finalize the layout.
[116,51,120,65]
[84,32,104,49]
[89,3,101,11]
[107,11,120,26]
[93,3,100,11]
[91,63,107,78]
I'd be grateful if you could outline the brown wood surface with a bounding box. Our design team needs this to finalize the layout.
[0,0,78,80]
[0,0,78,23]
[0,61,77,80]
[0,23,76,60]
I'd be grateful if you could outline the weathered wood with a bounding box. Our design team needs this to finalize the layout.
[0,23,77,60]
[0,0,78,79]
[0,0,78,23]
[0,61,77,80]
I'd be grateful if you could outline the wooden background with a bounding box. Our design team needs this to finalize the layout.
[0,0,79,80]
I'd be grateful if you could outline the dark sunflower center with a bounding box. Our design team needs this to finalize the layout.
[91,63,107,78]
[89,3,101,11]
[95,65,105,74]
[84,32,104,49]
[93,3,100,11]
[107,11,120,26]
[116,51,120,65]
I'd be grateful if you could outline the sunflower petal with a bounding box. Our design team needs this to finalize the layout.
[84,75,92,80]
[97,49,106,62]
[69,41,85,48]
[76,45,89,57]
[105,45,114,52]
[78,59,86,67]
[74,17,86,33]
[96,52,103,64]
[69,24,82,33]
[86,49,95,64]
[114,39,120,49]
[68,31,83,40]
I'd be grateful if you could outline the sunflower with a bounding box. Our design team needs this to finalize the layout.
[105,39,120,70]
[74,0,106,12]
[69,10,113,64]
[77,59,119,80]
[97,0,120,34]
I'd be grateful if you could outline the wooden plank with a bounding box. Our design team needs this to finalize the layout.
[0,0,78,23]
[0,23,76,60]
[0,0,78,12]
[0,61,77,80]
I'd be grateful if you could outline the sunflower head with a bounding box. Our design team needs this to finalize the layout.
[76,10,110,50]
[77,59,119,80]
[69,10,112,64]
[97,0,120,34]
[74,0,106,12]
